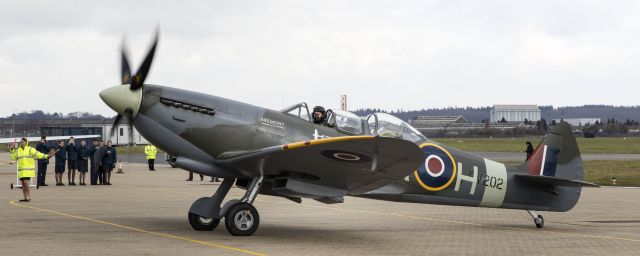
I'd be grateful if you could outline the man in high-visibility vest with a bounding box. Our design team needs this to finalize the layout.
[10,138,54,202]
[144,144,157,171]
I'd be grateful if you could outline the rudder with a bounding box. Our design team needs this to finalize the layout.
[525,122,583,181]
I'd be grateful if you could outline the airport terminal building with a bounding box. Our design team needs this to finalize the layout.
[490,105,541,123]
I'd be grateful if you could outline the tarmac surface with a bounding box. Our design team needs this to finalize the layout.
[1,161,640,255]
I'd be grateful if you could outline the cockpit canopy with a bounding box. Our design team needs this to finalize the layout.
[281,102,426,143]
[326,110,364,135]
[366,112,426,143]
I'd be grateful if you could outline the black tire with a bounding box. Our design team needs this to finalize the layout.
[535,215,544,229]
[224,202,260,236]
[188,212,220,231]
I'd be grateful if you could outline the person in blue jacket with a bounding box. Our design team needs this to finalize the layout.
[77,140,90,185]
[100,140,117,185]
[35,136,51,186]
[66,137,79,185]
[54,140,67,186]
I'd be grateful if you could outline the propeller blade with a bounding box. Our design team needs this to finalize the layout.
[110,114,123,138]
[130,30,159,91]
[121,44,132,84]
[125,109,134,145]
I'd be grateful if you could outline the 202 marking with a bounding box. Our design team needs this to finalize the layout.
[479,174,504,190]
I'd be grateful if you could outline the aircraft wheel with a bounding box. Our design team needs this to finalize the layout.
[224,202,259,236]
[534,215,544,228]
[188,212,220,231]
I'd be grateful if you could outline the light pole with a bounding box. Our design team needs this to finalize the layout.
[11,108,17,139]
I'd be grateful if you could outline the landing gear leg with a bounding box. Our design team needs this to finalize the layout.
[224,175,263,236]
[188,178,235,231]
[526,210,544,228]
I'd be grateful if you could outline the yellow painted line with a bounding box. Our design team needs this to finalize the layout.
[9,200,268,256]
[282,135,374,150]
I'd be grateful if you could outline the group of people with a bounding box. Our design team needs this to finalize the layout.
[10,136,118,202]
[35,136,117,187]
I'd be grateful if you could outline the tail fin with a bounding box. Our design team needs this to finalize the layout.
[525,122,583,181]
[515,122,596,212]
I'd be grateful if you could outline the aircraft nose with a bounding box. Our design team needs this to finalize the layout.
[99,85,143,117]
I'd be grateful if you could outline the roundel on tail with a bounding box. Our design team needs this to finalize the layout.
[414,143,457,191]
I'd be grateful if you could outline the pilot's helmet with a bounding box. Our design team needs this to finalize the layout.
[312,106,326,121]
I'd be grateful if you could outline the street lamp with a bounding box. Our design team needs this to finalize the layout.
[11,108,17,139]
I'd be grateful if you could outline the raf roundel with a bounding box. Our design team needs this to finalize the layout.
[414,143,457,191]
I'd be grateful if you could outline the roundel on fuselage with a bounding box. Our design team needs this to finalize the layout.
[414,143,457,191]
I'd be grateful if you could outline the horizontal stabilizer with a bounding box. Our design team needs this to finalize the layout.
[514,173,599,188]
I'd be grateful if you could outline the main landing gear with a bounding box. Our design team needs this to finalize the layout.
[526,210,544,228]
[188,175,264,236]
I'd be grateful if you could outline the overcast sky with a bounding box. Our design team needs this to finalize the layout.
[1,0,640,117]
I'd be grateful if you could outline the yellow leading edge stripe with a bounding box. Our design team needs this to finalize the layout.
[9,200,268,256]
[282,135,375,150]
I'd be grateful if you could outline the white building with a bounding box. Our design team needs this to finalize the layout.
[37,119,150,146]
[552,118,601,127]
[490,105,541,123]
[92,123,149,146]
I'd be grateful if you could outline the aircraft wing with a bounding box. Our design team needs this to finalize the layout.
[216,136,424,197]
[0,135,101,144]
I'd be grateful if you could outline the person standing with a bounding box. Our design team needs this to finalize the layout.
[525,141,534,160]
[66,137,78,185]
[101,140,116,185]
[144,144,157,171]
[94,140,106,185]
[77,140,89,185]
[9,138,53,202]
[35,136,51,186]
[186,172,203,181]
[54,140,67,186]
[89,140,99,185]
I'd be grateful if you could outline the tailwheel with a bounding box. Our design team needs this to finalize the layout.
[188,212,220,231]
[224,202,260,236]
[534,215,544,229]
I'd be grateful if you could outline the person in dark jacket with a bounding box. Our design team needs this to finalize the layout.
[89,140,99,185]
[93,140,105,185]
[101,140,117,185]
[66,137,78,185]
[35,136,51,186]
[77,140,90,185]
[54,140,67,186]
[525,141,534,160]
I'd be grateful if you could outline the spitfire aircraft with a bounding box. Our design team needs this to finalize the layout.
[99,32,598,236]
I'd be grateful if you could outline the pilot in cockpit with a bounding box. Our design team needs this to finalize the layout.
[312,106,327,125]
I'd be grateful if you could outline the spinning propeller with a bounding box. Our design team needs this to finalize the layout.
[101,30,159,145]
